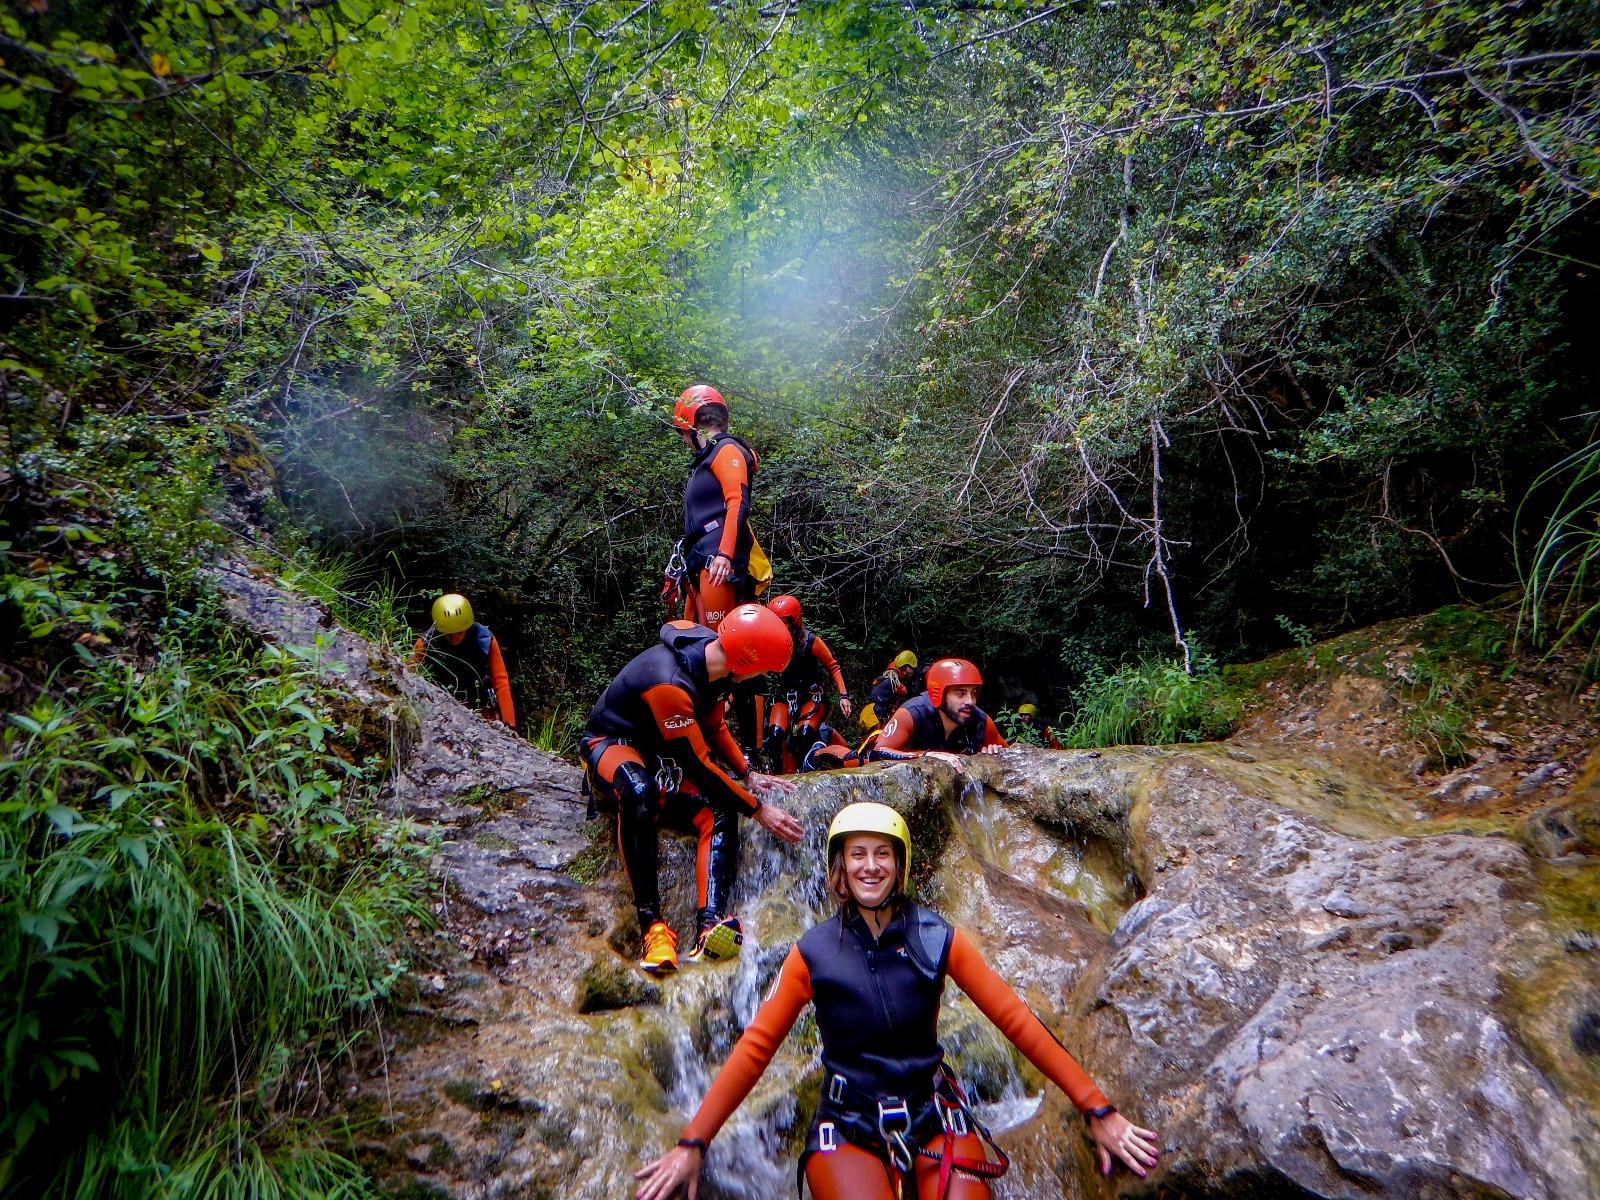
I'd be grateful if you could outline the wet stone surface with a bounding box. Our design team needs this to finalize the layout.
[211,562,1600,1199]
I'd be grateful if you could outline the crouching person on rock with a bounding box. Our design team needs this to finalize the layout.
[411,593,517,728]
[635,802,1160,1199]
[581,605,804,975]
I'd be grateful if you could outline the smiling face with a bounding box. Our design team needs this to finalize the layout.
[841,832,898,909]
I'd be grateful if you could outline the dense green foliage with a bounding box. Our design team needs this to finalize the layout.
[2,0,1597,1192]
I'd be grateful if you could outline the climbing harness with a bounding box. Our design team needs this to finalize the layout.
[801,1066,1008,1199]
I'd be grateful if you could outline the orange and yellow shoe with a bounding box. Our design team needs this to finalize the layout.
[638,920,679,975]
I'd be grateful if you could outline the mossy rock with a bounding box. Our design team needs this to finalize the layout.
[574,954,660,1013]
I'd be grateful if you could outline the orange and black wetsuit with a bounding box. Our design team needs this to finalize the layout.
[410,623,516,726]
[763,627,849,772]
[580,622,764,932]
[681,432,758,628]
[679,904,1112,1199]
[869,693,1006,761]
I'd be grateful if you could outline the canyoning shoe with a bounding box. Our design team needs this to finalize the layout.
[638,920,680,975]
[687,916,743,963]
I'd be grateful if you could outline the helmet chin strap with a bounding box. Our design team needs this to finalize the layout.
[856,892,898,913]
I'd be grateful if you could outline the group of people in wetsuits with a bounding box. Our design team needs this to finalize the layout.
[410,384,1159,1197]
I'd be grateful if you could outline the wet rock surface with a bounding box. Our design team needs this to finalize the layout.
[210,565,1600,1199]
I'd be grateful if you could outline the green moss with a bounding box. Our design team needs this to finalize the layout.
[561,821,615,884]
[574,957,660,1013]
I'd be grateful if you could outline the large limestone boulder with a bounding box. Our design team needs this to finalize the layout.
[208,560,1600,1198]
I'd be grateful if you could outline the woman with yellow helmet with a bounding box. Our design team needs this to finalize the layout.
[635,801,1160,1199]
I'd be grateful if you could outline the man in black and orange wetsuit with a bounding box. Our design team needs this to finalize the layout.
[869,657,1007,767]
[762,594,852,773]
[410,593,517,727]
[580,604,803,975]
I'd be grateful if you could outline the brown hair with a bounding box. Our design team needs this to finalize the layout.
[694,404,729,433]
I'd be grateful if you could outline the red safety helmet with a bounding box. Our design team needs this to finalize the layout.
[767,594,802,625]
[717,604,794,676]
[673,384,728,431]
[925,658,983,707]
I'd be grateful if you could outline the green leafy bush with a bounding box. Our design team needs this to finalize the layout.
[0,617,429,1198]
[1063,653,1242,748]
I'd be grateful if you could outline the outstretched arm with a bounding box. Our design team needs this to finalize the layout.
[946,931,1160,1178]
[486,636,516,726]
[635,947,813,1199]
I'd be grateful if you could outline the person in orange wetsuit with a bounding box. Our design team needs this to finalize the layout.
[1016,702,1065,749]
[410,593,516,727]
[580,605,804,974]
[673,384,759,628]
[634,802,1160,1199]
[869,658,1006,768]
[670,383,766,756]
[761,594,852,773]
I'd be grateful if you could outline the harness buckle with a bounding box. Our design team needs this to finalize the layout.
[654,757,683,795]
[878,1098,913,1171]
[827,1074,847,1105]
[938,1101,968,1136]
[664,540,688,584]
[818,1121,838,1153]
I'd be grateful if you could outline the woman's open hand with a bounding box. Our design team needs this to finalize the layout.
[1089,1111,1161,1178]
[635,1144,702,1200]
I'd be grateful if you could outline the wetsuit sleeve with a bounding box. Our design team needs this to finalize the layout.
[946,930,1110,1113]
[641,683,762,816]
[868,704,925,761]
[705,696,752,776]
[810,635,848,695]
[486,636,516,727]
[710,442,749,561]
[1044,727,1064,750]
[981,716,1007,749]
[409,636,427,668]
[682,945,813,1144]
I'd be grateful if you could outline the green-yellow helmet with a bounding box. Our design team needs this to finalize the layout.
[1018,703,1038,717]
[827,802,911,892]
[892,650,918,670]
[432,593,474,635]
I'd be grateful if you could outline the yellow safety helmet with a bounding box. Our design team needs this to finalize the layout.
[432,593,474,635]
[1017,703,1038,717]
[859,703,882,732]
[892,650,918,670]
[827,802,911,892]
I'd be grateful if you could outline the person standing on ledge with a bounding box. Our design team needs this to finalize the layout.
[634,801,1160,1198]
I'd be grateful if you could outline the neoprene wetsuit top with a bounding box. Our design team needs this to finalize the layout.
[773,628,848,697]
[683,433,757,575]
[869,693,1007,760]
[680,903,1109,1147]
[411,623,516,726]
[582,622,763,816]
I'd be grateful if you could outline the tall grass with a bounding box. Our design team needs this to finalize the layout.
[0,605,428,1198]
[1517,428,1600,663]
[1062,652,1242,748]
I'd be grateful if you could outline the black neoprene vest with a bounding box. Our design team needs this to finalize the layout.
[774,628,822,692]
[798,904,954,1100]
[899,692,992,755]
[682,433,757,571]
[582,623,730,748]
[424,623,494,709]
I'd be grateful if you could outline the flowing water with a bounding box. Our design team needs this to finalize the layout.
[641,766,1137,1196]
